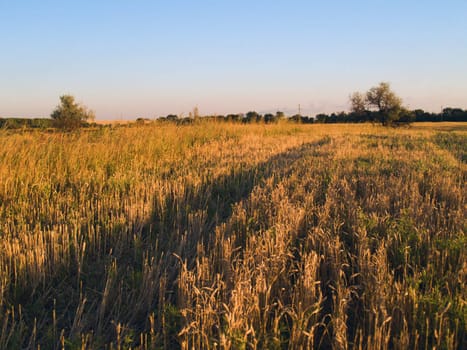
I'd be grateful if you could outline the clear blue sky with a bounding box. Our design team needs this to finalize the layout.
[1,1,466,119]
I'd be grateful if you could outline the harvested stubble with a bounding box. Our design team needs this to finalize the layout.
[0,122,465,349]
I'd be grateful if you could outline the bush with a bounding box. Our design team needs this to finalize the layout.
[51,95,95,130]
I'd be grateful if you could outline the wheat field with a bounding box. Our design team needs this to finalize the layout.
[0,122,465,349]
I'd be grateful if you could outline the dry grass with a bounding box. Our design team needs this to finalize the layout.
[0,122,465,349]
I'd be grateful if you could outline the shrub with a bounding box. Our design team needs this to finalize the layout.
[50,95,95,130]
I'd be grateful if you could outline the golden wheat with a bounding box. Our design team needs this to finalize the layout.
[0,122,465,349]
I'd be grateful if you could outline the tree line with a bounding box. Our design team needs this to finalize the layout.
[2,106,466,130]
[1,85,466,130]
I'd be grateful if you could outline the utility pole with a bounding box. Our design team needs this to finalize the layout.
[298,104,301,115]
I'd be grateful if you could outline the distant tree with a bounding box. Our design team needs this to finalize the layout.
[2,118,24,129]
[349,92,367,116]
[166,114,178,122]
[366,82,402,125]
[264,113,275,123]
[245,111,260,123]
[51,95,95,130]
[31,118,53,129]
[413,109,428,122]
[275,111,285,120]
[315,114,329,123]
[290,114,302,123]
[300,116,313,124]
[442,107,467,122]
[328,113,338,123]
[226,114,241,122]
[396,108,416,124]
[350,82,404,125]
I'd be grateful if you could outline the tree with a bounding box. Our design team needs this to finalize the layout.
[315,113,329,123]
[275,111,285,120]
[365,82,402,125]
[51,95,95,130]
[442,107,467,122]
[245,111,261,123]
[349,92,366,116]
[264,113,275,123]
[226,113,241,122]
[350,82,403,125]
[397,108,416,124]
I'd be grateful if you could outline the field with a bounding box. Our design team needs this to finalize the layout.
[0,122,465,349]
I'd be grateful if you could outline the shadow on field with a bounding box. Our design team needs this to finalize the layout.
[133,136,335,348]
[145,138,331,287]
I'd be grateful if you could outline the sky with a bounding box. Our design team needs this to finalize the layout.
[1,1,466,120]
